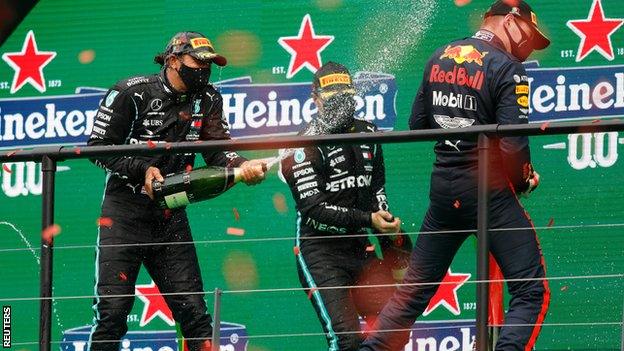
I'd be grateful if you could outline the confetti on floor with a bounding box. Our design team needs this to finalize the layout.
[227,227,245,236]
[6,150,17,157]
[2,164,11,173]
[147,140,156,149]
[233,208,240,221]
[307,287,318,299]
[165,143,172,150]
[366,244,376,252]
[293,246,300,256]
[118,272,128,281]
[453,200,461,209]
[185,164,193,172]
[540,122,550,131]
[74,147,81,155]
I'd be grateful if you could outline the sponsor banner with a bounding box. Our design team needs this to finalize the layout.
[407,320,475,351]
[360,319,475,351]
[0,72,397,149]
[61,323,248,351]
[526,64,624,122]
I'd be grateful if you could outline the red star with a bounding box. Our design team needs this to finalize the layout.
[567,0,624,62]
[278,14,334,79]
[422,269,471,316]
[135,280,175,327]
[2,30,56,94]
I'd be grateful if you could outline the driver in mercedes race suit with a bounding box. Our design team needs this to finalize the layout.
[280,62,411,351]
[87,31,266,351]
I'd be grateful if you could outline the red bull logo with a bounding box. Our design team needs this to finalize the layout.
[440,45,488,66]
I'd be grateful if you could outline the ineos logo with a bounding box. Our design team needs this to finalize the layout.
[150,99,163,111]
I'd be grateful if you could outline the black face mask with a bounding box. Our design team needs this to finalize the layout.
[504,18,533,61]
[176,62,211,93]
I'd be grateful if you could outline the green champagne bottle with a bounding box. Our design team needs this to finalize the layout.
[152,166,242,209]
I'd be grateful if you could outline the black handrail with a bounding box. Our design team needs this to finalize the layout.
[1,120,623,162]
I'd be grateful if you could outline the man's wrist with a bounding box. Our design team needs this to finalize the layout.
[362,211,373,228]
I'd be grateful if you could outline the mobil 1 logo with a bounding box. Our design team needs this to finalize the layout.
[432,91,477,111]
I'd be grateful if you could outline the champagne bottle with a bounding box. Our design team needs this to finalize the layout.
[152,166,242,209]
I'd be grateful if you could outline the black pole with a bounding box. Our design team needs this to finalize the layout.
[39,155,56,351]
[211,288,222,351]
[476,134,490,350]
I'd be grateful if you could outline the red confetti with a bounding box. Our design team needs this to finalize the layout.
[97,217,114,228]
[5,150,17,157]
[118,272,128,281]
[560,285,569,292]
[194,140,203,144]
[366,244,376,252]
[592,119,601,124]
[453,200,461,209]
[293,246,300,256]
[163,209,172,219]
[185,164,193,172]
[165,142,172,150]
[74,147,81,155]
[233,208,240,221]
[42,224,61,242]
[547,217,554,228]
[227,227,245,236]
[2,164,11,174]
[540,122,550,131]
[147,140,157,149]
[307,287,318,299]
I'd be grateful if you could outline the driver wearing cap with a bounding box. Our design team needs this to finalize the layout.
[360,1,551,350]
[87,31,266,351]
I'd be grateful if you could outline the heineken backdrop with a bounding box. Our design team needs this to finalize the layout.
[1,0,623,350]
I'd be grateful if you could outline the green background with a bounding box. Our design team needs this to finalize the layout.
[1,0,623,350]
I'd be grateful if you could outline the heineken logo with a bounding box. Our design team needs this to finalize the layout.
[0,72,397,149]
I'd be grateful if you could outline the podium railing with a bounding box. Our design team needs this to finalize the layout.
[2,119,623,351]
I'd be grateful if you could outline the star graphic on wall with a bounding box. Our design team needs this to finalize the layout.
[422,269,471,316]
[2,30,57,94]
[135,280,175,327]
[566,0,624,62]
[278,14,334,79]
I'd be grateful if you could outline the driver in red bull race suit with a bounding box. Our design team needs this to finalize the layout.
[87,32,266,351]
[360,1,551,350]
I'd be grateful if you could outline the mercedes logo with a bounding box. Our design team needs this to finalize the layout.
[150,98,163,111]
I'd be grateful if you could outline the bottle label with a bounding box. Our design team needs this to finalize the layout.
[164,191,190,209]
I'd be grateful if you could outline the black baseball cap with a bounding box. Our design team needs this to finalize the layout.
[485,0,550,50]
[164,31,227,66]
[312,62,356,99]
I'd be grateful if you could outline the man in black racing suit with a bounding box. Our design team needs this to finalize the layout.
[360,1,551,350]
[280,62,409,351]
[87,31,266,351]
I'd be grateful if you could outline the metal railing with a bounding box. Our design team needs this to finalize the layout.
[1,119,623,351]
